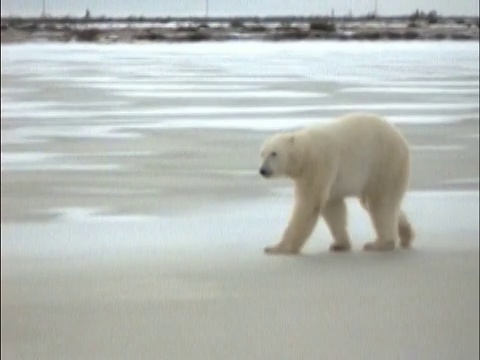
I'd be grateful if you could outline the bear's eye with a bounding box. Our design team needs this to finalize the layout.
[271,151,277,157]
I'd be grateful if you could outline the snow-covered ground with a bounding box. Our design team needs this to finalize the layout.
[1,41,479,360]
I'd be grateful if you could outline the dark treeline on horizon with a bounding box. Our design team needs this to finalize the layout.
[1,14,479,24]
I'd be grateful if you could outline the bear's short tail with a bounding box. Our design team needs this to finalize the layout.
[398,210,415,248]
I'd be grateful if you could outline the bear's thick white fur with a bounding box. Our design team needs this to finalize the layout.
[259,113,415,255]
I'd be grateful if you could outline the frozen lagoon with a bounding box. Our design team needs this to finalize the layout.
[1,41,479,359]
[2,41,479,137]
[1,41,479,221]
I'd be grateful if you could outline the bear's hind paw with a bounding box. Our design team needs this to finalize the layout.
[329,242,351,252]
[363,240,395,251]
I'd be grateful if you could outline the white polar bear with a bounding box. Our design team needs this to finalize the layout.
[259,113,415,255]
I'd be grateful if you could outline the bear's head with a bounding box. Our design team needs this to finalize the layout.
[259,132,301,179]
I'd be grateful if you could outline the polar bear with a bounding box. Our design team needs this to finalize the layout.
[259,113,415,255]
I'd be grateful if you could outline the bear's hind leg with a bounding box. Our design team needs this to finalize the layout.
[364,200,398,251]
[323,199,351,252]
[398,210,415,248]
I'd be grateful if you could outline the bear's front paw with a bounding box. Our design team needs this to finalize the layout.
[363,240,395,251]
[264,244,299,255]
[329,242,351,252]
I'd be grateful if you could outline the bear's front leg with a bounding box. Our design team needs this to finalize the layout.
[265,199,321,255]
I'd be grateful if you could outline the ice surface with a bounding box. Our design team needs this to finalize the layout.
[1,191,478,260]
[2,41,478,134]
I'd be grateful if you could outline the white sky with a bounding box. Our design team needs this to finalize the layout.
[2,0,479,17]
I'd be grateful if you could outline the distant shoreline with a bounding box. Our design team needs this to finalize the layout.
[2,15,479,43]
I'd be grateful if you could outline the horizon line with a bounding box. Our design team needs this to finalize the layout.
[2,13,479,20]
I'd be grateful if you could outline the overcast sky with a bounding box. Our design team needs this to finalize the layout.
[2,0,479,17]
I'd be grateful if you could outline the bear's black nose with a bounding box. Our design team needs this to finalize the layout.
[259,168,269,177]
